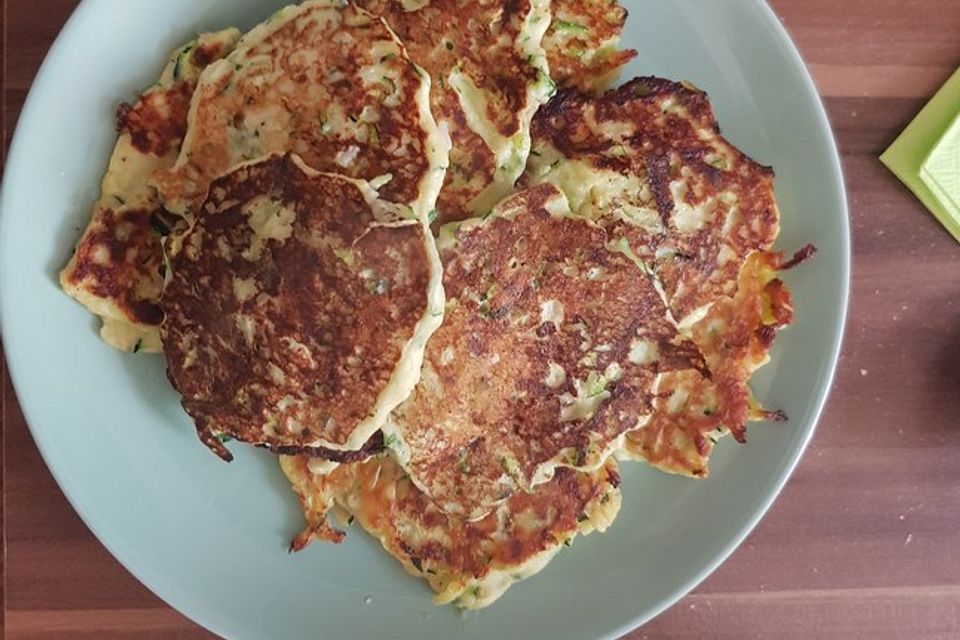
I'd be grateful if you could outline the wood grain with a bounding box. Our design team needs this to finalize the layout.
[4,1,960,638]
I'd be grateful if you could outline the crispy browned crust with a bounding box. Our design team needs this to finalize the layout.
[388,184,704,519]
[343,459,619,585]
[64,207,173,326]
[258,431,385,461]
[625,248,812,476]
[115,37,234,158]
[359,0,541,135]
[357,0,548,224]
[543,0,638,94]
[281,455,348,548]
[528,77,781,321]
[161,154,433,457]
[155,3,437,214]
[529,77,807,477]
[282,453,621,594]
[116,38,235,157]
[116,84,194,158]
[63,37,235,330]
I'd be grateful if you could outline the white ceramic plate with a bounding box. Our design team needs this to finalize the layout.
[0,1,849,638]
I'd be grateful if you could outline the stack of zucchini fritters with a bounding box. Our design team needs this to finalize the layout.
[61,0,809,609]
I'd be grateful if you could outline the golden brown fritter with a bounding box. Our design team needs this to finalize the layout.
[525,77,781,325]
[357,0,554,224]
[623,247,813,477]
[155,1,448,218]
[383,184,705,520]
[543,0,638,94]
[280,454,621,609]
[161,154,443,460]
[60,30,240,352]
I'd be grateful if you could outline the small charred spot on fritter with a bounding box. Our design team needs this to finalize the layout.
[68,206,166,326]
[127,299,164,327]
[368,77,432,205]
[728,423,748,444]
[755,324,778,348]
[778,244,817,271]
[397,540,422,570]
[764,279,794,326]
[115,102,134,134]
[259,432,385,461]
[660,337,711,378]
[609,77,716,126]
[762,409,789,422]
[290,521,346,551]
[196,421,235,462]
[644,151,676,224]
[116,81,194,156]
[693,431,712,456]
[532,87,583,131]
[191,40,227,67]
[605,464,622,490]
[544,0,637,90]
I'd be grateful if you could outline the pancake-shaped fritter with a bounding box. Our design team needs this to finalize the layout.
[383,184,705,520]
[543,0,638,94]
[155,0,448,219]
[356,0,554,224]
[280,454,621,609]
[622,247,813,476]
[161,154,444,460]
[60,30,240,353]
[525,77,781,325]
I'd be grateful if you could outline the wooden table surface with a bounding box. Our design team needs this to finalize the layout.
[4,1,960,638]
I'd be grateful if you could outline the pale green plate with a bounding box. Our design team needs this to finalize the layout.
[0,1,849,638]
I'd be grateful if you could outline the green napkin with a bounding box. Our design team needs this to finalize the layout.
[881,67,960,243]
[920,111,960,223]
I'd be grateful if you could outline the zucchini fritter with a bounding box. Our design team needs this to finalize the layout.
[161,154,443,460]
[525,77,781,325]
[155,0,448,220]
[357,0,554,224]
[384,184,705,520]
[281,454,621,609]
[622,248,812,476]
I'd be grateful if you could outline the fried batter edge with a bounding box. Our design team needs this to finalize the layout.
[60,29,241,353]
[280,454,623,610]
[441,465,622,609]
[449,0,554,217]
[162,1,451,220]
